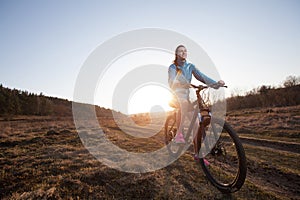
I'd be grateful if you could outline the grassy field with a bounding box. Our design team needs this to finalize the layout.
[0,106,299,199]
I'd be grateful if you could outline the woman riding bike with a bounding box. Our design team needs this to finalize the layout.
[168,45,225,146]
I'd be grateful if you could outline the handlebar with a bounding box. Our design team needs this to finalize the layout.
[190,83,227,90]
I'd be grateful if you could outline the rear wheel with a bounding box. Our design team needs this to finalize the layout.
[198,119,247,193]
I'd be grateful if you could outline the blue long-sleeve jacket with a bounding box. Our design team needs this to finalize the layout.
[168,61,216,99]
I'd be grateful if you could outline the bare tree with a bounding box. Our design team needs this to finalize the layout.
[283,75,300,88]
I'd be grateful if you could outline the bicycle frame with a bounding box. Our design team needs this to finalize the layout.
[189,85,211,154]
[166,84,226,154]
[172,84,221,154]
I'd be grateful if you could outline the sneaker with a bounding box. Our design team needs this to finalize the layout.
[194,154,210,166]
[203,158,210,166]
[174,132,185,143]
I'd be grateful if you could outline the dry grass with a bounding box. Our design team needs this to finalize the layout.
[227,105,300,142]
[0,106,300,199]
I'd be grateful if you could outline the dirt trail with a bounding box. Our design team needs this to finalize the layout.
[240,136,300,154]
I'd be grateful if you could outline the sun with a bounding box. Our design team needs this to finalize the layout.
[128,84,173,115]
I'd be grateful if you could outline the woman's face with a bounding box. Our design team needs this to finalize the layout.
[176,46,187,60]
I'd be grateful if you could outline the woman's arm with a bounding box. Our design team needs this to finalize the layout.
[192,65,217,85]
[192,65,225,87]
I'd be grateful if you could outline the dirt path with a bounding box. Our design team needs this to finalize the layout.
[240,136,300,154]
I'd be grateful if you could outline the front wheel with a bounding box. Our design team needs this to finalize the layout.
[199,119,247,193]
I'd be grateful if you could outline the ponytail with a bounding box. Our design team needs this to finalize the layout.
[173,45,185,74]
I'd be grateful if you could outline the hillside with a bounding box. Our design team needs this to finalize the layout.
[1,81,299,145]
[227,84,300,111]
[0,80,299,199]
[1,77,299,117]
[0,84,121,118]
[0,105,299,199]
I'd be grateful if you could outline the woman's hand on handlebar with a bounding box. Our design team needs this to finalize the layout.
[190,81,227,90]
[210,80,226,89]
[218,80,225,87]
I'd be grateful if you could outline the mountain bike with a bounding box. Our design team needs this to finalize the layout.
[164,83,247,193]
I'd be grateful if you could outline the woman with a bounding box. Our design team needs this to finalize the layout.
[168,45,225,144]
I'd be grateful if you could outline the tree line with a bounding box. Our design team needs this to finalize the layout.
[226,75,300,111]
[0,84,117,117]
[0,84,71,116]
[0,76,299,116]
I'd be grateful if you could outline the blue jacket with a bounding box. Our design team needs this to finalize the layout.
[168,61,216,99]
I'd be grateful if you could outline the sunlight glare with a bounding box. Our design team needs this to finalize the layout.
[128,84,173,114]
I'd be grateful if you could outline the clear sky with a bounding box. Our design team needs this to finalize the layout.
[1,0,299,113]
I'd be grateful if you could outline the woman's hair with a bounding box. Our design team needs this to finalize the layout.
[173,45,186,74]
